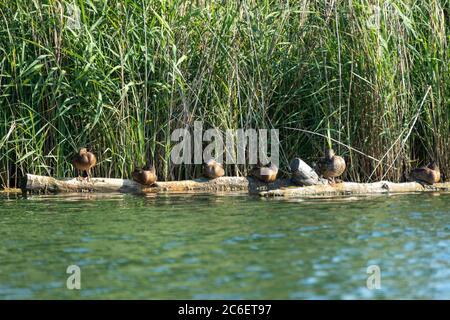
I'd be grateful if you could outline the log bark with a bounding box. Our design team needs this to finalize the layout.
[260,181,450,198]
[20,173,450,197]
[20,174,292,194]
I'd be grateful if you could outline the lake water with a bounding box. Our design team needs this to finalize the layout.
[0,192,449,299]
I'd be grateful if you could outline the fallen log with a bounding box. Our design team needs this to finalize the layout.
[21,174,144,194]
[20,173,292,194]
[260,181,450,197]
[20,173,450,197]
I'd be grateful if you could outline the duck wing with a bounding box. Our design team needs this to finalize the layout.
[86,152,97,167]
[410,167,434,184]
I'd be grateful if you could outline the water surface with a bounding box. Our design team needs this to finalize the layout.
[0,192,449,299]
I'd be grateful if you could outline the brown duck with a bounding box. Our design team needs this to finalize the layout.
[204,159,225,179]
[132,163,157,186]
[251,161,278,183]
[316,148,346,183]
[72,148,97,180]
[409,161,440,185]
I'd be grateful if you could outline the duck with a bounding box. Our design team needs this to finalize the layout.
[409,161,440,185]
[204,159,225,179]
[132,162,157,186]
[72,147,97,181]
[316,148,346,183]
[250,161,278,183]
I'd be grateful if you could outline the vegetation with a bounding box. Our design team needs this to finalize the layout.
[0,0,448,187]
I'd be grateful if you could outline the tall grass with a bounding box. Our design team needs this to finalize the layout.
[0,0,448,187]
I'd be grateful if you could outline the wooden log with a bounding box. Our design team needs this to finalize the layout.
[20,173,292,194]
[20,173,450,197]
[260,181,450,198]
[0,188,21,193]
[21,174,143,194]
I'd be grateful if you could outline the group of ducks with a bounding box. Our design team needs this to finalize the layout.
[71,148,157,185]
[72,147,441,186]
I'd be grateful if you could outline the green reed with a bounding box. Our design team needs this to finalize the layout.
[0,0,448,187]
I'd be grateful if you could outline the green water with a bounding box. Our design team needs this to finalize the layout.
[0,192,449,299]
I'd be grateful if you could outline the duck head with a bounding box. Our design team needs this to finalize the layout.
[428,161,439,171]
[143,162,155,172]
[206,159,223,167]
[268,162,278,171]
[324,148,335,159]
[78,147,88,155]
